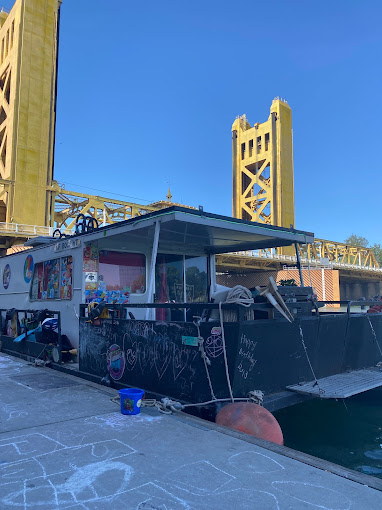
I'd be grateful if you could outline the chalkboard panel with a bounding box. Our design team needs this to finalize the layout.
[232,314,382,397]
[79,313,382,404]
[79,318,239,403]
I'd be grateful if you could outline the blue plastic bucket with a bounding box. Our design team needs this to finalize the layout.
[119,388,144,415]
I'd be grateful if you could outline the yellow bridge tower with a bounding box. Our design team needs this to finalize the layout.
[232,98,295,229]
[0,0,60,231]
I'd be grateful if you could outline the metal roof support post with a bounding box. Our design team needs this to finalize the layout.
[145,220,161,320]
[294,242,304,287]
[209,253,216,296]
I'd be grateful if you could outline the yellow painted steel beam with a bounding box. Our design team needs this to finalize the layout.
[0,0,60,227]
[298,239,379,269]
[51,182,194,231]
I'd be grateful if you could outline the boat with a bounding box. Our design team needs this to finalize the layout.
[0,206,381,414]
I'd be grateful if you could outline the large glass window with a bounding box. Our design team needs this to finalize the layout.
[98,251,146,297]
[155,255,208,303]
[155,254,183,303]
[185,256,208,303]
[30,256,73,300]
[154,254,208,321]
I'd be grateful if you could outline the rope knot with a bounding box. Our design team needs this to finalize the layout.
[161,397,184,413]
[247,390,264,406]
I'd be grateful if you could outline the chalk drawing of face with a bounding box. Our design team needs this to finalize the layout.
[107,344,126,380]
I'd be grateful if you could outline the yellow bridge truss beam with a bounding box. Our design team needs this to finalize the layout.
[50,182,192,231]
[299,239,379,269]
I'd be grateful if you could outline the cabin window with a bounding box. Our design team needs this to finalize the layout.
[155,255,208,303]
[30,256,73,300]
[185,256,208,303]
[155,254,208,321]
[155,254,183,303]
[98,251,146,301]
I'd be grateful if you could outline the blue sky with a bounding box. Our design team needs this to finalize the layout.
[5,0,382,244]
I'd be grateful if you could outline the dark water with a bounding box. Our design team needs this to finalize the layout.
[274,389,382,478]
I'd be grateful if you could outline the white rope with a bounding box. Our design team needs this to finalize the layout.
[110,396,184,414]
[194,319,217,400]
[247,390,264,406]
[111,392,264,414]
[219,301,234,403]
[224,285,254,307]
[299,325,324,395]
[366,315,382,358]
[144,397,184,414]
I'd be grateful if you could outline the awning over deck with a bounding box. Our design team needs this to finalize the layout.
[90,206,315,255]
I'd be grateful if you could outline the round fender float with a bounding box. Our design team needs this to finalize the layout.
[216,402,284,445]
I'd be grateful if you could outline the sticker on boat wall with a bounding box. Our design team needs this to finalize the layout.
[182,336,199,346]
[107,344,126,380]
[3,264,10,289]
[85,272,98,283]
[24,255,34,283]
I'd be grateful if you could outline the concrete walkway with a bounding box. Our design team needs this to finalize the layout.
[0,352,381,509]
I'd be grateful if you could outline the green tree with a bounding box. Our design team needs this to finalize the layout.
[344,235,382,267]
[370,243,382,266]
[344,234,369,247]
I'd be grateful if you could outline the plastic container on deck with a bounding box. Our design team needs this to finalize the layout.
[119,388,144,415]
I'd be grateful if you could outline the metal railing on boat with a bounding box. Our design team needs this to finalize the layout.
[80,300,381,322]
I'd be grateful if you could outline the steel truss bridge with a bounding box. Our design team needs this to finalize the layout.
[2,186,380,277]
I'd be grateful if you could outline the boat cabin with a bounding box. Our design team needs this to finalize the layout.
[0,206,314,349]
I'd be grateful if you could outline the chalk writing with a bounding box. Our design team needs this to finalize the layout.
[0,418,367,510]
[238,347,257,370]
[236,333,258,380]
[240,333,257,351]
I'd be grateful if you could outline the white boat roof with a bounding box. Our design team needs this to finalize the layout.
[24,206,313,256]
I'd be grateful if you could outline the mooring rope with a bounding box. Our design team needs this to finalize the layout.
[366,315,382,358]
[111,392,264,414]
[194,319,217,400]
[218,302,234,403]
[299,324,325,396]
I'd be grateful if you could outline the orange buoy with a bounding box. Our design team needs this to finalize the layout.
[216,402,284,445]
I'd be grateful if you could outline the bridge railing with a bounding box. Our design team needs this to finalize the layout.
[0,222,72,238]
[229,249,382,272]
[232,241,380,270]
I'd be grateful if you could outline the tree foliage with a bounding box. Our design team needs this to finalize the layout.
[370,243,382,266]
[344,234,382,266]
[344,234,369,247]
